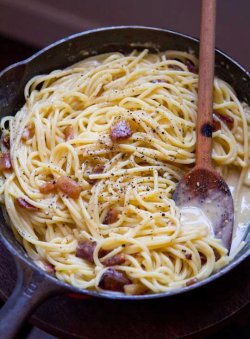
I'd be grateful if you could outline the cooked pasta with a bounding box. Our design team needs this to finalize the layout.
[0,49,249,294]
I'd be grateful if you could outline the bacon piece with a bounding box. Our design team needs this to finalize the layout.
[22,124,34,141]
[76,240,97,263]
[212,117,221,132]
[92,164,105,174]
[103,253,125,266]
[185,60,196,73]
[16,198,38,211]
[214,112,234,129]
[43,261,55,275]
[124,283,148,295]
[39,181,56,194]
[76,240,108,263]
[110,120,133,142]
[199,252,207,265]
[168,65,182,71]
[2,135,10,149]
[0,152,12,170]
[103,208,119,225]
[56,176,81,199]
[213,248,220,261]
[186,277,199,286]
[64,126,74,140]
[185,253,192,260]
[35,260,55,275]
[98,268,131,292]
[88,165,105,185]
[88,179,96,186]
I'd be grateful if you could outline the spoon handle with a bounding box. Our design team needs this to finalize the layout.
[196,0,216,168]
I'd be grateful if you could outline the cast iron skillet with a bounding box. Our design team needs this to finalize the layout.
[0,26,249,339]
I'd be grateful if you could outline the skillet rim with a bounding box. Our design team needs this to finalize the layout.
[0,25,249,301]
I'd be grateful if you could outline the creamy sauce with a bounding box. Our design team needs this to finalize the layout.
[227,169,250,255]
[180,168,250,256]
[180,206,214,235]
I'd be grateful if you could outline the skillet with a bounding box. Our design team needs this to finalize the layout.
[0,26,249,339]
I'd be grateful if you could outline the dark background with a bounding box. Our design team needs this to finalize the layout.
[0,0,249,70]
[0,0,249,338]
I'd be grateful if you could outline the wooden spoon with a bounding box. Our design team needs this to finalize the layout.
[173,0,234,250]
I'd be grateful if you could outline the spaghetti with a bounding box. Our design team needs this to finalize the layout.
[0,50,249,294]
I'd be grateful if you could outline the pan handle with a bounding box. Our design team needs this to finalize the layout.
[0,257,65,339]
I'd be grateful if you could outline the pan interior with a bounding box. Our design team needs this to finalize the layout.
[0,26,249,299]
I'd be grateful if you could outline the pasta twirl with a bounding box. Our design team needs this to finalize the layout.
[0,50,249,294]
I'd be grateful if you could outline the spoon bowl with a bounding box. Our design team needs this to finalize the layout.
[173,166,234,249]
